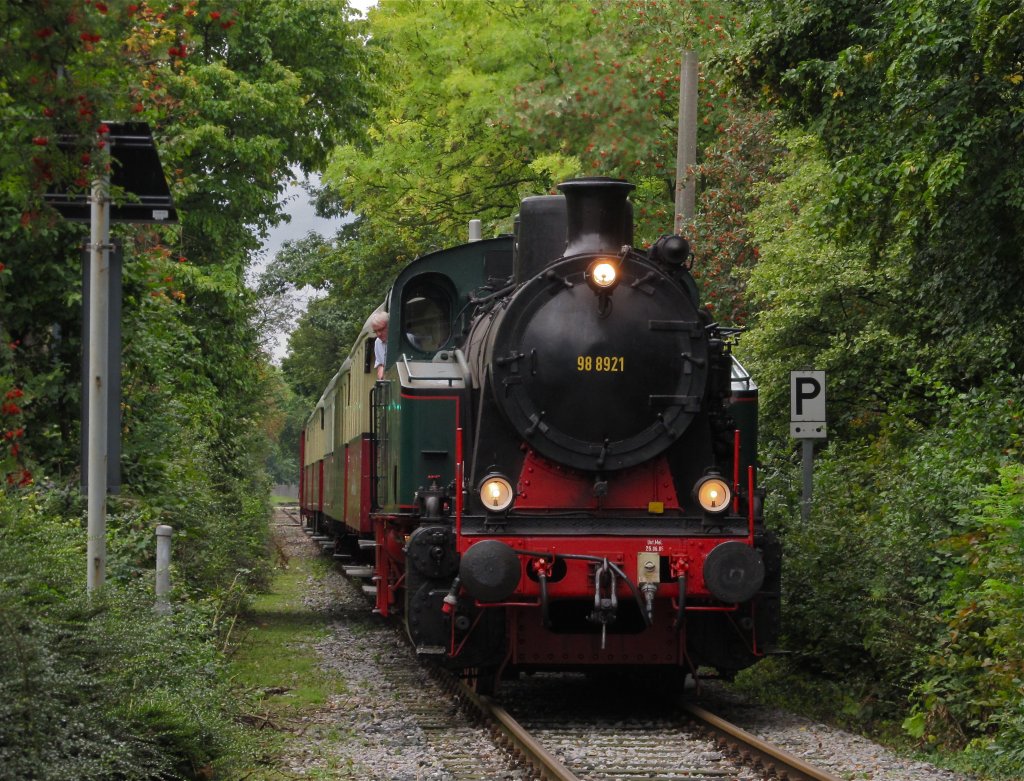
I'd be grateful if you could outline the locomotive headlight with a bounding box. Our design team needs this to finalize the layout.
[479,475,515,512]
[589,260,618,288]
[695,474,732,514]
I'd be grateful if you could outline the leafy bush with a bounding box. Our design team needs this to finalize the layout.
[0,488,254,780]
[741,130,1024,774]
[904,464,1024,775]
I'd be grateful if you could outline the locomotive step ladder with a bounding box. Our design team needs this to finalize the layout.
[343,565,375,578]
[415,646,446,656]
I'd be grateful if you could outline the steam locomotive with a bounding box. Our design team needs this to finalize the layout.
[300,178,780,692]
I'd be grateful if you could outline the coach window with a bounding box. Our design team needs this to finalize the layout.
[364,337,375,374]
[401,275,453,353]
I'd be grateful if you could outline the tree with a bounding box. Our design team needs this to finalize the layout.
[0,0,371,589]
[0,2,373,774]
[736,0,1024,385]
[323,0,589,248]
[278,0,780,399]
[0,0,370,472]
[742,133,909,442]
[732,4,1024,768]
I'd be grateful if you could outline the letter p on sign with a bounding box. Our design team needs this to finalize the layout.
[791,370,827,439]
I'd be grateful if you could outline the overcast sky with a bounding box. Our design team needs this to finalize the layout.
[260,175,343,260]
[254,175,345,363]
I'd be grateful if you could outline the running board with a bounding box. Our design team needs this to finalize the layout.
[415,646,447,656]
[342,565,375,578]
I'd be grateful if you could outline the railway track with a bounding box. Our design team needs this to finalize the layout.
[458,674,845,781]
[297,512,842,781]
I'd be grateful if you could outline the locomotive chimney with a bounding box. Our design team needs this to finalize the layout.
[558,177,635,256]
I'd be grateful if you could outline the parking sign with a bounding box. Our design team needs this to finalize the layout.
[791,370,827,439]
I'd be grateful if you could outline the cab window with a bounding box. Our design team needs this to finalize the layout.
[401,276,453,353]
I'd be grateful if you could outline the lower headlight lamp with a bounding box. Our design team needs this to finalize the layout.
[479,475,515,512]
[695,474,732,514]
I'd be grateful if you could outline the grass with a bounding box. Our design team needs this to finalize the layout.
[228,537,348,777]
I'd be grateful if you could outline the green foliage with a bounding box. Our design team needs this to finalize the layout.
[690,110,781,324]
[261,366,306,485]
[0,0,371,774]
[906,463,1024,774]
[741,133,913,442]
[1,0,371,470]
[758,379,1024,766]
[734,2,1024,771]
[0,489,254,780]
[324,0,561,247]
[280,0,779,398]
[737,0,1024,380]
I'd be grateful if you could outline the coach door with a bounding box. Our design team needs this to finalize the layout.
[370,379,390,510]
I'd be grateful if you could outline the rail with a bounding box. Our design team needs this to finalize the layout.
[455,676,845,781]
[457,681,580,781]
[682,702,845,781]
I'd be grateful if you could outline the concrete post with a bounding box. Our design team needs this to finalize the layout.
[468,219,482,242]
[86,172,110,592]
[674,50,698,235]
[155,524,173,613]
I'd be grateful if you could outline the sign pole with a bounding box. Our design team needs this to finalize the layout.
[45,122,177,594]
[801,439,814,524]
[86,169,110,592]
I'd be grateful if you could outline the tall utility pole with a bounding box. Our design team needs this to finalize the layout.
[674,50,699,234]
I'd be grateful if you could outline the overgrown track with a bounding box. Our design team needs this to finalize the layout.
[293,510,525,779]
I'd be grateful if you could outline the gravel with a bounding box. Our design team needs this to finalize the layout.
[272,513,521,780]
[698,683,975,781]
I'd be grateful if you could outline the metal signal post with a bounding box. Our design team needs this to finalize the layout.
[46,122,176,593]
